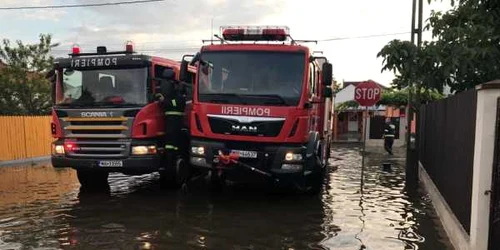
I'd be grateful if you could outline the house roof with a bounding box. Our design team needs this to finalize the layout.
[343,80,389,90]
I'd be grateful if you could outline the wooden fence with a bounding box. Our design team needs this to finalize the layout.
[0,116,52,161]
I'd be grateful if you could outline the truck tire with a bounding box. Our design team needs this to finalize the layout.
[77,170,109,189]
[306,150,324,195]
[206,170,224,191]
[159,168,178,189]
[160,158,192,189]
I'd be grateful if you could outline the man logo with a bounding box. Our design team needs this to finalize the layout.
[231,125,257,133]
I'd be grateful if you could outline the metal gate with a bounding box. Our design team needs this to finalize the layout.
[489,97,500,250]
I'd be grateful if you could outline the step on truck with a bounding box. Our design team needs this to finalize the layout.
[179,26,334,194]
[50,42,196,189]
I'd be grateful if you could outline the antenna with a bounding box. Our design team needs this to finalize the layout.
[211,18,214,45]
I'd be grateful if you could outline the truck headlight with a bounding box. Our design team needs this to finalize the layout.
[52,145,65,155]
[191,146,205,155]
[284,152,302,161]
[131,145,157,155]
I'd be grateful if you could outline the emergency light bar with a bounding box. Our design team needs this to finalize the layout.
[221,26,290,41]
[69,41,135,57]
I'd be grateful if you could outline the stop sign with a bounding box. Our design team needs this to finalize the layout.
[354,80,382,106]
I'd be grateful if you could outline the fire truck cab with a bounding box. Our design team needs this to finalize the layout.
[180,26,333,193]
[50,42,196,189]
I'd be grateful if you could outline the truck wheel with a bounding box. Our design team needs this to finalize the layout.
[77,170,109,189]
[159,168,178,189]
[206,170,224,191]
[160,158,192,189]
[307,169,324,195]
[175,158,191,187]
[305,152,324,195]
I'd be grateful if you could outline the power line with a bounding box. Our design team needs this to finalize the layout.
[0,0,165,10]
[319,32,411,42]
[48,31,430,53]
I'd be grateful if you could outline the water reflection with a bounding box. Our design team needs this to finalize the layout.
[67,184,327,249]
[319,145,450,250]
[0,145,451,249]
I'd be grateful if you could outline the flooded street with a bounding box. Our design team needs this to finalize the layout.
[0,145,451,250]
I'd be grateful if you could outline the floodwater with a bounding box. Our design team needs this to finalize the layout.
[0,145,452,250]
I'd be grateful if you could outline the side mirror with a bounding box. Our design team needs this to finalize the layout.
[323,86,333,98]
[180,53,199,82]
[47,69,56,104]
[179,60,189,82]
[322,63,332,86]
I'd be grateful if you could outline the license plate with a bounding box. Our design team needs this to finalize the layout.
[231,150,258,158]
[98,160,123,167]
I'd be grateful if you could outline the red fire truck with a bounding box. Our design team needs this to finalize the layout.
[50,42,196,189]
[179,26,333,193]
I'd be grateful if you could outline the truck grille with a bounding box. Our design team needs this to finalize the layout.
[62,117,129,139]
[60,117,132,158]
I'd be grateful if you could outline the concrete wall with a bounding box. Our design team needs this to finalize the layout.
[469,84,500,250]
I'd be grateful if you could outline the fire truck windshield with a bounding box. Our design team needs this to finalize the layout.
[57,67,147,106]
[198,51,305,106]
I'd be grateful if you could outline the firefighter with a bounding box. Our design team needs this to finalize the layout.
[155,69,186,167]
[383,118,396,155]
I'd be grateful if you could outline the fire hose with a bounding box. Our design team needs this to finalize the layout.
[215,150,279,183]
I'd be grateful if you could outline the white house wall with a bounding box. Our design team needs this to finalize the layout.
[335,85,356,104]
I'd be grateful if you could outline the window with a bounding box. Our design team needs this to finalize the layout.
[198,51,306,106]
[57,67,148,106]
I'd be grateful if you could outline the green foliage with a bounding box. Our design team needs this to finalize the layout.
[378,0,500,93]
[335,100,359,111]
[379,88,444,106]
[0,34,58,115]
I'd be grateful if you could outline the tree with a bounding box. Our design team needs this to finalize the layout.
[427,0,500,92]
[0,34,58,115]
[377,0,500,93]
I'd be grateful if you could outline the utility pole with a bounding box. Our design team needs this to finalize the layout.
[406,0,423,189]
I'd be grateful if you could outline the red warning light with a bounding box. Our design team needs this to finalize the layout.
[72,44,80,54]
[125,41,134,53]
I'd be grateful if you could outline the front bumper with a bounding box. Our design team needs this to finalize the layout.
[51,155,162,175]
[51,139,165,175]
[189,138,309,181]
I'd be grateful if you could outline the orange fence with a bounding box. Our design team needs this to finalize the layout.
[0,116,52,161]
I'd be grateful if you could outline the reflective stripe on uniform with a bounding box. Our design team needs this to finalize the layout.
[164,111,184,116]
[171,99,177,107]
[384,134,395,137]
[165,145,178,150]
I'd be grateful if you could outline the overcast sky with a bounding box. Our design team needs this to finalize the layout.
[0,0,452,86]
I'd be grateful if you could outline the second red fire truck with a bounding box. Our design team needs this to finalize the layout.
[180,26,333,193]
[50,42,196,189]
